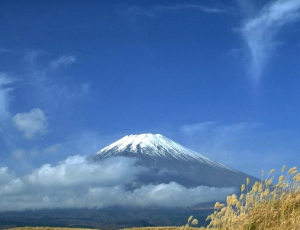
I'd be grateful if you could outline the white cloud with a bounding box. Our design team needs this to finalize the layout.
[11,149,27,160]
[0,73,14,120]
[156,4,228,14]
[43,144,61,154]
[23,51,90,104]
[26,156,142,188]
[11,145,55,160]
[0,155,235,211]
[119,4,228,18]
[122,6,156,17]
[0,167,13,184]
[24,50,43,65]
[181,121,261,137]
[12,108,48,139]
[49,55,76,70]
[181,121,218,135]
[122,183,235,208]
[240,0,300,82]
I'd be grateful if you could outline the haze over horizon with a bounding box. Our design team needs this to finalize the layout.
[0,0,300,210]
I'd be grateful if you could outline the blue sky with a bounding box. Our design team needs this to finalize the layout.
[1,0,300,185]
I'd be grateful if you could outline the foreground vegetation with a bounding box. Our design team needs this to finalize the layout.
[117,165,300,230]
[200,165,300,230]
[7,165,300,230]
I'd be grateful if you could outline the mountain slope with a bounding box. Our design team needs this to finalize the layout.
[93,133,257,188]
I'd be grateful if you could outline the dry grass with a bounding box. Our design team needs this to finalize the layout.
[122,227,180,230]
[122,227,203,230]
[202,165,300,230]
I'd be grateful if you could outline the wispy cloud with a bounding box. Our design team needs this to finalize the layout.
[0,73,14,120]
[49,55,76,71]
[118,4,228,18]
[43,143,62,154]
[181,121,261,136]
[120,6,156,17]
[0,48,14,54]
[0,155,235,211]
[23,51,76,81]
[11,149,26,160]
[22,51,90,104]
[181,121,219,135]
[156,4,228,14]
[12,108,48,139]
[0,50,87,164]
[11,144,62,161]
[240,0,300,83]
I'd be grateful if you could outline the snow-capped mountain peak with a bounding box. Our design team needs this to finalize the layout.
[95,133,233,170]
[93,133,257,188]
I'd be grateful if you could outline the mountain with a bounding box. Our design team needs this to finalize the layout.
[93,133,257,188]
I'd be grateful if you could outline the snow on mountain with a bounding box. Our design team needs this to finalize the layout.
[93,133,258,188]
[95,133,234,171]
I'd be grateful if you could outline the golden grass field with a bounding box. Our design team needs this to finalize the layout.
[7,165,300,230]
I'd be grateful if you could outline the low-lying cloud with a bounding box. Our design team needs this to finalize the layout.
[0,156,235,211]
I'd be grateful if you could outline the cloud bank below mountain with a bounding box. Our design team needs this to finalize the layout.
[0,155,235,211]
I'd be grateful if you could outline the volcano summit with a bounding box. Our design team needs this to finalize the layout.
[93,134,257,188]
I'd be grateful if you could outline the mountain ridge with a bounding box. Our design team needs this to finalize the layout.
[93,133,258,188]
[95,133,235,170]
